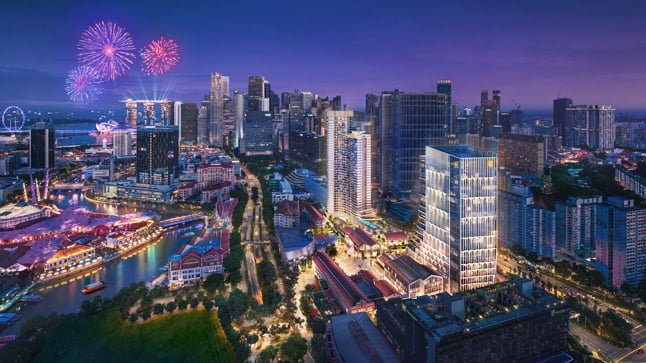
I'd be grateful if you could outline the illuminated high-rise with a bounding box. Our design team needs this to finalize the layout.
[565,105,615,150]
[412,145,497,292]
[112,127,132,157]
[233,91,246,148]
[248,75,269,112]
[136,126,179,185]
[209,72,229,146]
[326,110,372,219]
[179,103,198,145]
[125,101,138,127]
[377,90,448,198]
[29,121,56,169]
[197,97,210,146]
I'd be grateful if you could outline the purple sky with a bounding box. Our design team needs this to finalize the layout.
[2,0,646,115]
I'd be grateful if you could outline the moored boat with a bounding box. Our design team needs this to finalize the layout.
[82,281,106,294]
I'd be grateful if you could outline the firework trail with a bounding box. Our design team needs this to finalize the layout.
[141,37,179,76]
[78,21,135,81]
[65,66,103,103]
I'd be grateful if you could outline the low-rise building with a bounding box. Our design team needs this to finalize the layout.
[167,229,229,289]
[303,203,325,228]
[377,254,443,299]
[277,227,316,264]
[313,251,375,314]
[376,279,570,363]
[43,243,95,274]
[383,231,407,249]
[326,312,401,363]
[342,227,381,258]
[274,200,301,228]
[0,203,50,230]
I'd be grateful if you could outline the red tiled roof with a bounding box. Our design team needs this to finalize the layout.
[374,279,399,297]
[304,203,325,222]
[313,251,371,312]
[275,200,300,217]
[384,231,407,241]
[346,228,377,248]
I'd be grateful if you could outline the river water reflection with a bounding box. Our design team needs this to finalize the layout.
[3,192,200,335]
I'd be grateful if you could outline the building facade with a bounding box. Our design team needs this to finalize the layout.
[497,133,546,175]
[135,126,179,185]
[240,111,273,156]
[209,72,229,146]
[376,280,570,363]
[377,90,448,198]
[565,105,615,149]
[596,197,646,287]
[29,121,55,169]
[112,127,132,157]
[412,145,497,292]
[326,110,372,219]
[556,195,602,258]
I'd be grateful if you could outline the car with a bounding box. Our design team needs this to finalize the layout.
[637,349,644,355]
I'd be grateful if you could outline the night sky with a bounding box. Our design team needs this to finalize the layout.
[2,0,646,114]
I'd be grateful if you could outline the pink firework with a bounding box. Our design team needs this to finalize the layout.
[65,66,103,104]
[141,37,179,76]
[78,21,135,81]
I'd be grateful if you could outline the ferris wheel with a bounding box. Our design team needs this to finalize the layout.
[1,106,26,131]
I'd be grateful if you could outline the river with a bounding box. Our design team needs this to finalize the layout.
[2,192,202,335]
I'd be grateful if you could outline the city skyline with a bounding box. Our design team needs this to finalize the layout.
[3,0,646,113]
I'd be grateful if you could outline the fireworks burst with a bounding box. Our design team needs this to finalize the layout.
[141,37,179,76]
[65,66,103,103]
[78,21,135,81]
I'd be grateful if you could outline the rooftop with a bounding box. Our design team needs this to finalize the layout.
[398,279,566,338]
[381,254,435,285]
[432,144,495,159]
[328,312,401,363]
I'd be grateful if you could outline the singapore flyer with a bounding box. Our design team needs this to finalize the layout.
[1,106,26,132]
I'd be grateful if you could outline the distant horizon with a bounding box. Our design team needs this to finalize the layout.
[3,0,646,113]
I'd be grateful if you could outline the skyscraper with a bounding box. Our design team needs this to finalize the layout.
[29,121,55,169]
[136,126,179,185]
[112,127,132,157]
[412,145,497,292]
[436,80,452,133]
[556,196,602,258]
[596,197,646,287]
[179,103,198,145]
[280,92,291,109]
[125,100,138,127]
[326,110,372,219]
[240,111,273,156]
[565,105,615,149]
[248,75,269,112]
[378,90,448,198]
[233,91,246,148]
[197,97,210,146]
[365,93,379,117]
[552,97,572,138]
[209,72,229,146]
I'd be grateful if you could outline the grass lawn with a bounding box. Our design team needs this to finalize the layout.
[35,310,236,363]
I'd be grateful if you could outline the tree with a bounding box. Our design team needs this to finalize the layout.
[153,303,164,315]
[227,288,251,321]
[204,273,225,294]
[257,346,278,363]
[227,270,242,285]
[139,309,151,321]
[190,297,199,309]
[281,335,308,363]
[178,299,188,310]
[204,300,214,310]
[128,313,138,323]
[311,334,330,363]
[165,301,177,313]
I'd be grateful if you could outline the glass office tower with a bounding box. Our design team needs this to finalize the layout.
[413,145,497,292]
[378,90,448,199]
[136,126,179,185]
